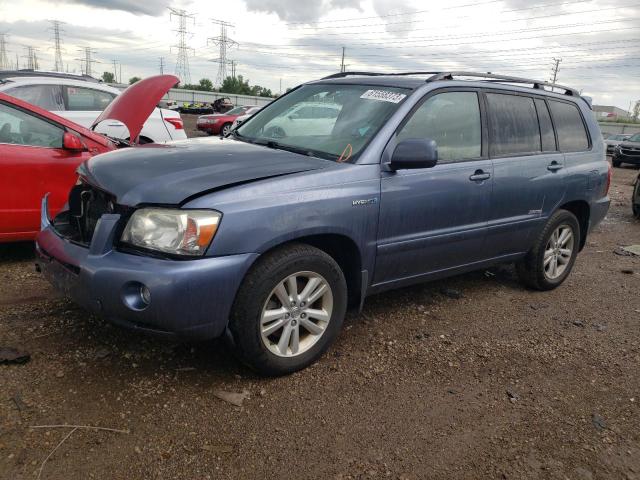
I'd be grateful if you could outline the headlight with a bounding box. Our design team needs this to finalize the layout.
[121,208,221,256]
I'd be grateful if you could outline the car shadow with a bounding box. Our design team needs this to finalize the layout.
[0,241,35,262]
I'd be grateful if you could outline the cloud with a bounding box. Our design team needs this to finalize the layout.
[48,0,173,16]
[371,0,417,37]
[242,0,362,23]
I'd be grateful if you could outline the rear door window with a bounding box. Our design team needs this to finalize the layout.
[397,91,482,162]
[64,86,115,111]
[534,98,557,152]
[548,100,589,152]
[5,84,65,111]
[486,93,541,156]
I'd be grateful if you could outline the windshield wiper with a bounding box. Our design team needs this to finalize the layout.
[253,139,315,157]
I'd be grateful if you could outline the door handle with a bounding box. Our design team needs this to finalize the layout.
[547,161,563,172]
[469,170,491,182]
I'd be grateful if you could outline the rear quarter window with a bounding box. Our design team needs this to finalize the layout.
[548,100,589,152]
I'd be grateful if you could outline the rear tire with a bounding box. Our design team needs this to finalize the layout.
[633,176,640,219]
[612,158,622,168]
[516,209,581,291]
[229,243,347,376]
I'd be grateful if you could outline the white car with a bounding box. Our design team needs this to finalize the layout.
[230,106,263,132]
[0,71,186,143]
[262,102,341,138]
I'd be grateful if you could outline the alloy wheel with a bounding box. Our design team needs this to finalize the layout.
[260,271,333,357]
[543,224,574,280]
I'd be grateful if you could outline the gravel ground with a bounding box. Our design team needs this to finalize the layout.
[1,130,639,478]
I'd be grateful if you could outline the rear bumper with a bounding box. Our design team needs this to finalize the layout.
[35,205,257,340]
[588,196,610,233]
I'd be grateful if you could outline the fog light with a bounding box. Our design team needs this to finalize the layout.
[140,285,151,305]
[122,281,151,311]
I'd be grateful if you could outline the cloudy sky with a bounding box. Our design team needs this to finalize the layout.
[0,0,639,108]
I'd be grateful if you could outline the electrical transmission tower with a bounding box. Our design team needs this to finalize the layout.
[551,57,562,83]
[0,34,10,71]
[208,18,238,86]
[23,46,39,70]
[49,20,65,72]
[169,8,195,85]
[159,56,165,74]
[76,46,98,76]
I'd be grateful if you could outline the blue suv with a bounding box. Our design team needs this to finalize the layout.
[36,72,611,375]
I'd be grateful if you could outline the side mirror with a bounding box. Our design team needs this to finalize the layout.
[389,138,438,170]
[63,132,86,152]
[288,113,300,120]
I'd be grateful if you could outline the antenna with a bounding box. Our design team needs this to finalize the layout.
[169,8,195,85]
[49,20,65,72]
[208,18,238,86]
[0,34,10,70]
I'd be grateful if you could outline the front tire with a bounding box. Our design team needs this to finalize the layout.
[220,123,232,137]
[612,158,622,168]
[516,209,581,291]
[229,244,347,376]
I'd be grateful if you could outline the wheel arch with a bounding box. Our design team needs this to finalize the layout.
[253,233,364,310]
[558,199,590,250]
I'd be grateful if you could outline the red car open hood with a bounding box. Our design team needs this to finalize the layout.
[91,75,178,143]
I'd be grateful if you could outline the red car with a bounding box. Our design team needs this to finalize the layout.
[0,75,178,243]
[197,105,262,136]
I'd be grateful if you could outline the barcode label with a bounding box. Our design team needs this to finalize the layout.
[360,89,407,103]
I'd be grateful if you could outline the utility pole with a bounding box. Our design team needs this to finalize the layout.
[23,46,39,70]
[279,78,282,95]
[0,34,10,70]
[169,8,195,85]
[111,59,118,82]
[551,57,562,83]
[340,47,346,73]
[208,18,238,87]
[49,20,65,72]
[76,46,97,76]
[159,56,165,74]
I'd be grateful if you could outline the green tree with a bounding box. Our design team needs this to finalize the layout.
[198,78,213,91]
[129,76,142,85]
[101,71,115,83]
[220,75,252,95]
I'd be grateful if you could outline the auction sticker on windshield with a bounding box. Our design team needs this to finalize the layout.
[360,89,407,103]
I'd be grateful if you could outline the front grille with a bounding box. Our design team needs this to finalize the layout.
[52,183,117,246]
[620,146,640,157]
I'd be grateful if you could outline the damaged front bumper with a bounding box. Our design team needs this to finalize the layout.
[35,195,257,340]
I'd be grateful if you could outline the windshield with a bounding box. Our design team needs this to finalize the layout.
[236,83,410,161]
[628,133,640,142]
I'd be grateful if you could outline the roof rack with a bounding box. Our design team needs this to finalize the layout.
[321,71,579,97]
[0,69,100,83]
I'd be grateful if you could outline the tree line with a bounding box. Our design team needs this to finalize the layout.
[101,72,276,98]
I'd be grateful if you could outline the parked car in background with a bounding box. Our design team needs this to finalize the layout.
[612,133,640,167]
[0,70,186,143]
[261,102,341,138]
[0,75,178,242]
[37,72,609,376]
[604,133,631,155]
[231,106,264,131]
[197,105,261,136]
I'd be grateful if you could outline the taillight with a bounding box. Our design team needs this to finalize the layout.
[165,118,184,130]
[605,162,612,196]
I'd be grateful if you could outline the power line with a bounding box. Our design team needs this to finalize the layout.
[0,34,10,70]
[169,7,195,84]
[76,46,98,76]
[208,18,238,86]
[23,46,39,70]
[49,20,65,72]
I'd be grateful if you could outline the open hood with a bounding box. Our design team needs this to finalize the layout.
[91,74,178,143]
